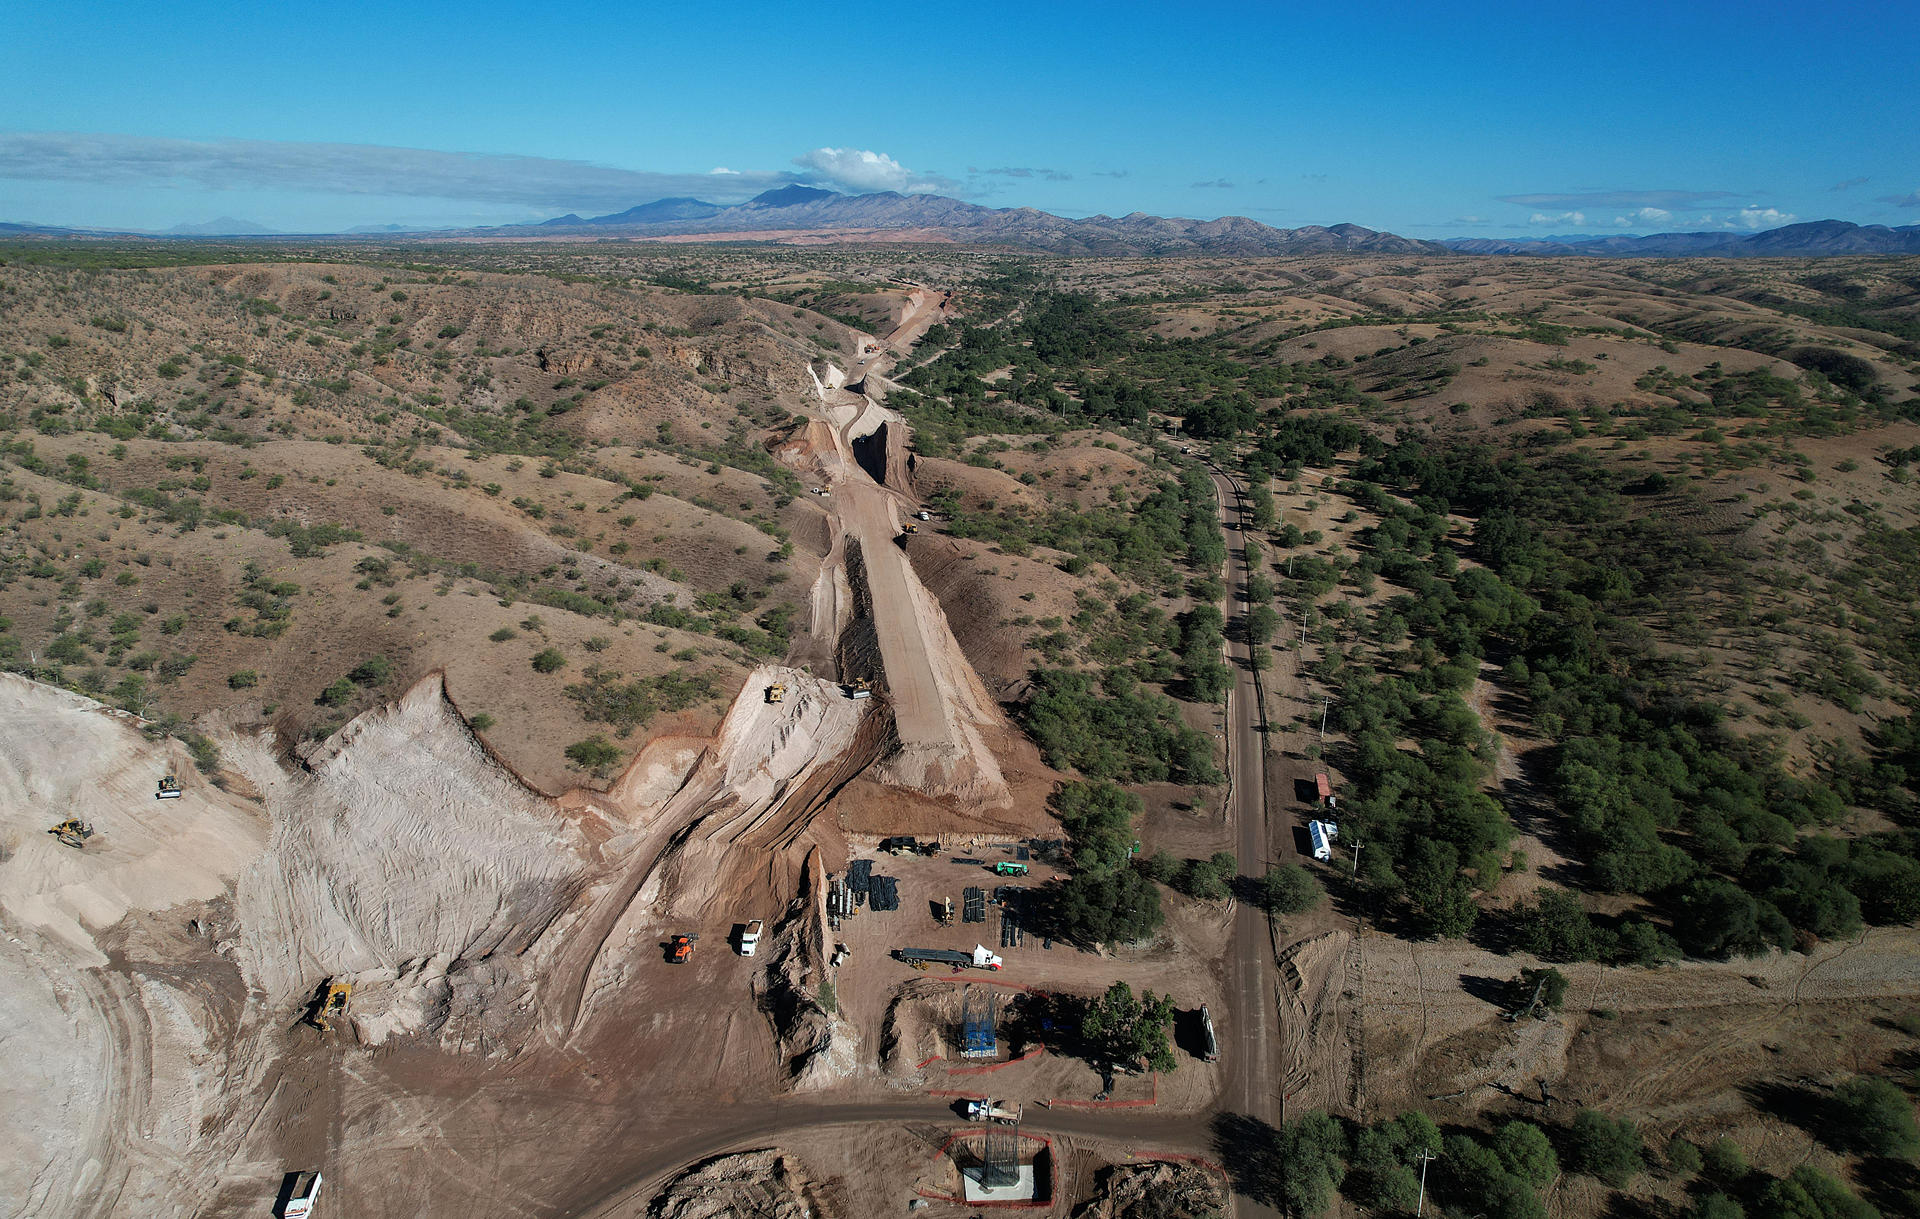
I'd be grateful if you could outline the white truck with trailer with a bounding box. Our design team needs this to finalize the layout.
[739,919,764,957]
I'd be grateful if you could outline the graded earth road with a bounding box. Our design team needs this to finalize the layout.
[1209,463,1286,1219]
[837,468,955,754]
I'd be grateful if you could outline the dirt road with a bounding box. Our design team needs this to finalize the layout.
[1208,465,1287,1219]
[576,1096,1211,1218]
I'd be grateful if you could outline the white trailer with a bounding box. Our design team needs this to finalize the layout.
[739,919,764,957]
[1308,820,1339,863]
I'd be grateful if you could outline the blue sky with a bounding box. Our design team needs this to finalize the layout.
[3,0,1917,236]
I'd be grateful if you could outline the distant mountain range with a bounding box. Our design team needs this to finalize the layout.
[501,185,1444,256]
[166,217,277,236]
[1438,219,1920,258]
[6,190,1919,258]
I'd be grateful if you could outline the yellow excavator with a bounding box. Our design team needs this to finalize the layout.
[902,522,919,534]
[845,678,873,701]
[306,980,353,1033]
[47,818,93,849]
[766,682,786,704]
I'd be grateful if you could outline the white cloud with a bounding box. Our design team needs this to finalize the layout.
[1731,206,1795,229]
[793,147,950,194]
[1608,207,1672,228]
[709,166,739,175]
[1529,210,1586,227]
[0,130,789,210]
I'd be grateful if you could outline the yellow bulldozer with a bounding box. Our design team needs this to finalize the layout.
[306,980,353,1034]
[766,682,786,704]
[902,522,919,534]
[47,818,93,849]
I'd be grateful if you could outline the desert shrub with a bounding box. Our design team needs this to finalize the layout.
[531,647,567,674]
[227,670,257,689]
[564,735,621,774]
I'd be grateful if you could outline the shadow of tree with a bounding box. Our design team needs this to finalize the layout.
[1210,1111,1280,1208]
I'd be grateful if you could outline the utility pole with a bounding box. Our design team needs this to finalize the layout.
[1415,1147,1438,1217]
[1320,694,1329,742]
[1351,841,1362,878]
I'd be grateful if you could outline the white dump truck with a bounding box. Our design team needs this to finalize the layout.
[739,919,764,957]
[965,1098,1023,1125]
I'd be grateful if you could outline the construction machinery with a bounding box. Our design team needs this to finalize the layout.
[281,1170,324,1218]
[902,522,919,534]
[1199,1004,1220,1062]
[845,678,873,700]
[738,919,764,957]
[306,980,352,1034]
[47,818,93,849]
[156,773,182,800]
[964,1098,1023,1125]
[765,682,786,704]
[830,943,850,967]
[990,861,1028,877]
[668,933,699,964]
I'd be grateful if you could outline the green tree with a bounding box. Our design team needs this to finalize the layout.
[1078,982,1176,1072]
[1684,1194,1745,1219]
[1702,1137,1748,1186]
[1273,1112,1346,1217]
[1493,1120,1559,1187]
[1828,1075,1920,1159]
[1565,1109,1642,1187]
[1261,863,1325,915]
[1516,887,1602,961]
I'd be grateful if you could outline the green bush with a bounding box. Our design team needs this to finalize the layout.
[227,670,258,689]
[531,647,567,674]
